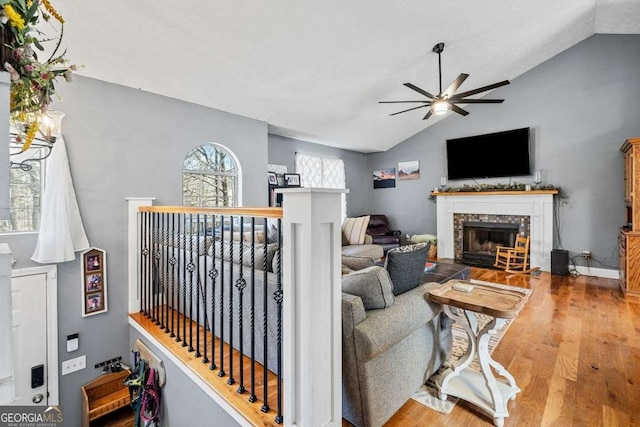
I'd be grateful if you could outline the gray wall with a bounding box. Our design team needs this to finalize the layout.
[367,34,640,270]
[129,330,240,427]
[1,75,268,425]
[268,134,369,216]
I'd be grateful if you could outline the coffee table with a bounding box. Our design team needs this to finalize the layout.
[428,280,530,427]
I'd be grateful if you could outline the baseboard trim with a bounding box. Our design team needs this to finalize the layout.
[573,265,619,279]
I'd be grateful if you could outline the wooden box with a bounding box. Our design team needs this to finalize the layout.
[81,370,134,427]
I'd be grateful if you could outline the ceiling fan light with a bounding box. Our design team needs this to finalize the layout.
[431,100,450,115]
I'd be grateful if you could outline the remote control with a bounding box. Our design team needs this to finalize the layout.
[451,283,474,293]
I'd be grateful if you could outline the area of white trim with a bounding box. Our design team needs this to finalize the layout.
[12,265,59,406]
[436,193,554,271]
[128,317,250,427]
[574,265,619,279]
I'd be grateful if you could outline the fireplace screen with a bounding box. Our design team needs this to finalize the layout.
[462,222,520,266]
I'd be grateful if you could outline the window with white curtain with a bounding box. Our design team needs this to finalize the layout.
[295,153,347,218]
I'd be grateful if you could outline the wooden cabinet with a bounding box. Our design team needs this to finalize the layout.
[81,370,133,427]
[619,137,640,296]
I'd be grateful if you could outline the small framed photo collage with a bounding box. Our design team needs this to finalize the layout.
[81,247,108,317]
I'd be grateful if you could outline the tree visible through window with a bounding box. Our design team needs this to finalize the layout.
[183,144,238,207]
[0,160,42,233]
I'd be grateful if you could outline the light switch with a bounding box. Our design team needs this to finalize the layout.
[67,333,79,352]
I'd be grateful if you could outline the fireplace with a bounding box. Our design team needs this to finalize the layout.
[462,222,520,267]
[434,192,556,271]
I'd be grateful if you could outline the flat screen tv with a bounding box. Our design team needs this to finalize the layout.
[446,127,531,180]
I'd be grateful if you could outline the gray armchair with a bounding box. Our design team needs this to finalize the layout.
[340,245,452,427]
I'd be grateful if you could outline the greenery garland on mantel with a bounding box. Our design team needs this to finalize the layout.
[429,183,565,201]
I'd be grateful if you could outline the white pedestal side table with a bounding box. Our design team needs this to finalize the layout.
[428,280,530,427]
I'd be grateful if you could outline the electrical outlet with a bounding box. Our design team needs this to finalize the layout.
[62,355,86,375]
[582,250,591,259]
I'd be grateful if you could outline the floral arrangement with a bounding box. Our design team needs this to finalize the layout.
[1,0,77,150]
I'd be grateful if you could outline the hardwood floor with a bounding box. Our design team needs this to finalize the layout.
[134,268,640,426]
[365,267,640,427]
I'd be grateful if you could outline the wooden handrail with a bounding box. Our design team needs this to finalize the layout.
[139,206,283,218]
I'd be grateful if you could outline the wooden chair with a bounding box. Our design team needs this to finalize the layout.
[493,235,539,274]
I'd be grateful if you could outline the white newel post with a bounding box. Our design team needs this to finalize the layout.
[126,197,156,314]
[278,188,346,427]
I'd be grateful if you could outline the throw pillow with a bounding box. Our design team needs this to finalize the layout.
[342,216,370,245]
[341,255,375,271]
[266,224,279,244]
[341,266,395,310]
[384,243,429,295]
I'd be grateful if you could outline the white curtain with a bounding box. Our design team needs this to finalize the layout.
[295,153,347,219]
[32,135,90,263]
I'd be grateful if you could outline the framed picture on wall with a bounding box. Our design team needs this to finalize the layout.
[373,168,396,189]
[398,160,420,180]
[284,173,301,187]
[81,247,108,317]
[268,172,278,185]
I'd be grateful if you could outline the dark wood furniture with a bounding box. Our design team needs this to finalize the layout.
[81,370,133,427]
[620,137,640,296]
[366,214,401,253]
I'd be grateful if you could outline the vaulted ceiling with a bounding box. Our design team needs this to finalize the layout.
[58,1,640,152]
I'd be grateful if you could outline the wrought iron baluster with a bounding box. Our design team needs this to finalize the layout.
[227,217,236,386]
[209,214,219,371]
[274,218,283,424]
[261,217,270,414]
[153,212,161,325]
[195,214,202,358]
[182,214,188,347]
[169,213,177,338]
[236,216,246,394]
[248,217,257,403]
[218,215,226,377]
[188,214,195,352]
[162,212,169,332]
[202,214,209,365]
[141,212,150,317]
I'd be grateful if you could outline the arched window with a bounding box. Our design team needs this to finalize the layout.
[183,143,240,207]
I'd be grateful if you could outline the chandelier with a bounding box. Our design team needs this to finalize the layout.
[10,109,65,170]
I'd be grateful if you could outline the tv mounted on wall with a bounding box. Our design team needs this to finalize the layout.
[446,127,531,180]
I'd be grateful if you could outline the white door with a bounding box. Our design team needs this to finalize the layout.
[11,273,48,406]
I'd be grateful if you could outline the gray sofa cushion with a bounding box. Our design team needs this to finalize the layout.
[342,244,384,259]
[209,241,278,272]
[342,266,395,310]
[352,282,444,362]
[384,243,429,296]
[342,254,375,272]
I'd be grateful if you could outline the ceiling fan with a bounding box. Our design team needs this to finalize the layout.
[379,42,510,120]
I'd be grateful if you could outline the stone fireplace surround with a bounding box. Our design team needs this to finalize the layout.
[435,191,556,271]
[455,213,530,262]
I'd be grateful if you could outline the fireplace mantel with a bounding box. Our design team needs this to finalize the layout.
[435,192,556,271]
[431,190,559,197]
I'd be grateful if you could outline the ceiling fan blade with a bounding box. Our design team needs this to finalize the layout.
[450,80,510,100]
[453,99,505,104]
[422,110,433,120]
[390,104,430,116]
[450,104,470,116]
[403,83,436,99]
[379,100,430,104]
[442,73,469,98]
